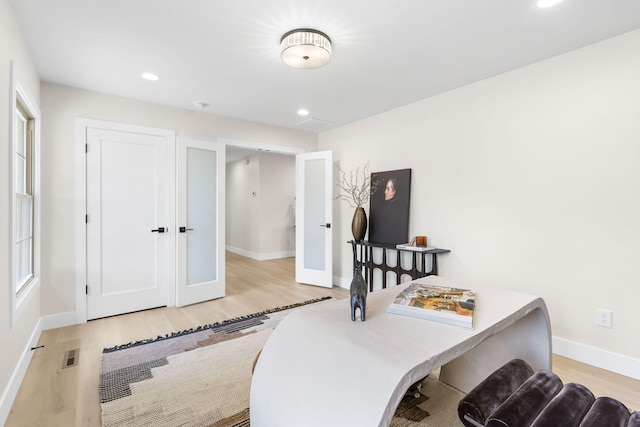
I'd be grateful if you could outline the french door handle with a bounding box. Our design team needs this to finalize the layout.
[179,227,194,233]
[320,223,331,228]
[151,227,166,233]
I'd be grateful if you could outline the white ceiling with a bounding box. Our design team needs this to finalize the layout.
[10,0,640,133]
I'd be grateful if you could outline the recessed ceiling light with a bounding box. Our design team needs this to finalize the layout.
[297,108,310,116]
[141,72,159,81]
[537,0,563,8]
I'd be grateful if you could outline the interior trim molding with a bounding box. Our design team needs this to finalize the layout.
[225,245,294,261]
[0,319,42,426]
[552,337,640,380]
[334,275,350,289]
[219,137,305,156]
[41,311,77,331]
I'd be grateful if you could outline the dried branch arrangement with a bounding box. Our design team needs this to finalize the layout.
[336,162,379,208]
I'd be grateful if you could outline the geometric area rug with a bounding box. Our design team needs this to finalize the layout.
[100,297,464,427]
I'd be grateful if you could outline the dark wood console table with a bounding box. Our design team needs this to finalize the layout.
[349,240,450,291]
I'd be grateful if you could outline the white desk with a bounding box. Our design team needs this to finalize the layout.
[250,276,551,427]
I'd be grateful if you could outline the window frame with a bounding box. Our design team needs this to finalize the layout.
[9,62,41,326]
[15,105,34,294]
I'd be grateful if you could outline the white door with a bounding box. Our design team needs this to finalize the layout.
[86,126,175,320]
[295,151,333,287]
[176,138,225,306]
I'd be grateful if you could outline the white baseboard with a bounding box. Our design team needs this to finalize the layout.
[226,245,294,261]
[0,318,43,426]
[333,275,350,289]
[552,337,640,380]
[41,311,78,331]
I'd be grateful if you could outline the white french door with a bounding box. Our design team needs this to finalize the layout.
[176,138,225,306]
[86,126,175,320]
[295,151,333,287]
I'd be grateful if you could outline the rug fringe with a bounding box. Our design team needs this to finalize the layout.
[102,296,332,353]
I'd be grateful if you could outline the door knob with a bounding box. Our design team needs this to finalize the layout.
[319,223,331,228]
[151,227,166,233]
[179,227,194,233]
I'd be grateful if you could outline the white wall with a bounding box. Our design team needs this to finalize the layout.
[0,0,42,420]
[321,29,640,376]
[258,153,296,256]
[39,82,317,318]
[227,155,261,254]
[226,152,295,259]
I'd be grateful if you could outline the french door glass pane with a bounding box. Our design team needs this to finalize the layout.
[186,147,217,286]
[303,158,325,271]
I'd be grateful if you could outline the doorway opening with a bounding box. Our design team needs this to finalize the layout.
[225,146,296,267]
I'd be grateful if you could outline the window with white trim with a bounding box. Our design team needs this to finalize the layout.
[10,62,40,325]
[15,103,34,294]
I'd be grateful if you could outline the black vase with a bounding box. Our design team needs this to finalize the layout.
[351,207,367,242]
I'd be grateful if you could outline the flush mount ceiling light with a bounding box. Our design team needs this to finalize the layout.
[280,28,332,69]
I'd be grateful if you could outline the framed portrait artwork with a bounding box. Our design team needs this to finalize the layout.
[368,168,411,245]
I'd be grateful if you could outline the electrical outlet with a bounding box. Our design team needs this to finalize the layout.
[596,309,612,328]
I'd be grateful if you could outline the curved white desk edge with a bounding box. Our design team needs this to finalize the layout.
[251,278,551,427]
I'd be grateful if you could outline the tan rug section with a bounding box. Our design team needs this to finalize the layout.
[100,300,464,426]
[102,329,268,426]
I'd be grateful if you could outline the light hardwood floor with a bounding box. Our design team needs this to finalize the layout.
[6,252,640,426]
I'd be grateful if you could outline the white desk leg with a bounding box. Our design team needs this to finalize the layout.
[439,307,552,393]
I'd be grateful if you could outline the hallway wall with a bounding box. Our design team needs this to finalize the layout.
[226,152,295,259]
